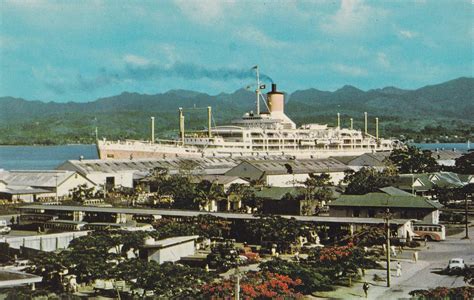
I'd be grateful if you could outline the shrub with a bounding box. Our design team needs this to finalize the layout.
[200,271,303,299]
[409,286,473,299]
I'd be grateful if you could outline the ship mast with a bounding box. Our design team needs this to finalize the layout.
[253,65,270,115]
[255,66,261,115]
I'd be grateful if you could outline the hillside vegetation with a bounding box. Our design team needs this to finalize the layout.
[0,77,472,145]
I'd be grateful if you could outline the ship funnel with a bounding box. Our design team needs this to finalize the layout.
[267,83,284,113]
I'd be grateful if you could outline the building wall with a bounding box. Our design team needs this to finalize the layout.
[1,232,89,251]
[145,240,196,264]
[81,172,135,189]
[266,172,345,187]
[56,174,97,197]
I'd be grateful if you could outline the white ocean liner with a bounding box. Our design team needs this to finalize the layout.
[97,67,398,160]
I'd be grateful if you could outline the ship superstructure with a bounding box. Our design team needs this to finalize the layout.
[97,67,398,160]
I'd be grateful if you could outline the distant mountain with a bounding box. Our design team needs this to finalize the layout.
[0,77,472,144]
[286,77,474,120]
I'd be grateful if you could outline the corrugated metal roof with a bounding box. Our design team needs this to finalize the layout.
[0,170,76,188]
[57,157,245,175]
[378,186,414,196]
[241,158,349,175]
[330,193,443,209]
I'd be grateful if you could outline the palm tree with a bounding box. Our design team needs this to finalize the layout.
[194,180,226,212]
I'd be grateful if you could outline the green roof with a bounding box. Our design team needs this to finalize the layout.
[379,186,414,196]
[330,192,443,209]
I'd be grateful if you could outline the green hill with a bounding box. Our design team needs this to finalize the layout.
[0,77,472,145]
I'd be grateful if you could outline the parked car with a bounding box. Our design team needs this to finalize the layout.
[0,220,11,235]
[448,258,466,271]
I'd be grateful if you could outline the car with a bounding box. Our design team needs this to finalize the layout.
[447,258,466,271]
[0,221,11,234]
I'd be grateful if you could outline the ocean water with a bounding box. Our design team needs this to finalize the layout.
[0,145,98,170]
[0,143,471,171]
[412,142,472,152]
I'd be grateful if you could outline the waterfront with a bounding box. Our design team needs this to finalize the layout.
[0,143,470,171]
[0,145,98,170]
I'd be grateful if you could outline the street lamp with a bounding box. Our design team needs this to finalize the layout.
[383,208,392,287]
[234,267,240,300]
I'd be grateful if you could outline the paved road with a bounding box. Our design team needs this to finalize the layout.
[314,229,472,299]
[375,231,473,299]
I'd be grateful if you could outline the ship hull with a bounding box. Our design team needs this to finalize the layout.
[97,140,391,160]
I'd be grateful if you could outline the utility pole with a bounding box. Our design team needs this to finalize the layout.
[464,190,470,239]
[55,175,58,202]
[384,208,391,287]
[234,267,240,300]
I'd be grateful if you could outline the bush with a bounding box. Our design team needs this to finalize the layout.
[200,271,303,299]
[409,286,473,299]
[259,259,332,293]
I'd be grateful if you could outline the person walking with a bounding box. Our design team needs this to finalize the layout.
[413,251,418,263]
[362,282,370,298]
[391,245,397,257]
[396,261,402,277]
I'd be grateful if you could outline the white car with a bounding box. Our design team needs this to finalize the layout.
[0,222,11,234]
[448,258,466,271]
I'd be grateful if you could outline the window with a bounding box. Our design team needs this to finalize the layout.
[353,209,360,217]
[368,209,375,218]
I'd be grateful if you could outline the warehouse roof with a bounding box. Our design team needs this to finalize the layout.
[329,192,443,209]
[57,157,252,176]
[230,158,349,176]
[0,170,83,188]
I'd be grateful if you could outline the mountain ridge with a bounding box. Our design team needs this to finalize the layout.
[0,77,472,145]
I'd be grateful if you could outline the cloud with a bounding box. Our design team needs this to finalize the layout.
[36,60,274,94]
[173,0,236,24]
[320,0,387,35]
[398,29,418,39]
[123,54,151,67]
[376,52,391,68]
[234,27,287,48]
[332,63,368,76]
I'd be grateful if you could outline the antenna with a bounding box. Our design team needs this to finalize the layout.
[251,65,270,114]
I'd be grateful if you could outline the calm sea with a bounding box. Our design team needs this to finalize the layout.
[0,145,98,170]
[0,143,471,171]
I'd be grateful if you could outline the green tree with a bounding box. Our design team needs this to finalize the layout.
[343,167,399,195]
[194,180,226,211]
[453,152,474,174]
[70,184,95,202]
[388,145,439,173]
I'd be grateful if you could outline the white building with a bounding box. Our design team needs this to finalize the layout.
[56,157,246,189]
[140,235,199,264]
[225,158,349,187]
[0,170,96,202]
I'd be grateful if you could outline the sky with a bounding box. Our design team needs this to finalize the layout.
[0,0,472,102]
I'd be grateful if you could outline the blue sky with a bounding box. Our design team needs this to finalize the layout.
[1,0,472,102]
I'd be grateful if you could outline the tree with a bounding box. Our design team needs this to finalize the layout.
[70,184,95,202]
[238,216,317,252]
[388,145,439,173]
[260,259,332,293]
[194,180,226,211]
[452,152,474,174]
[163,174,196,209]
[343,167,398,195]
[301,173,334,215]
